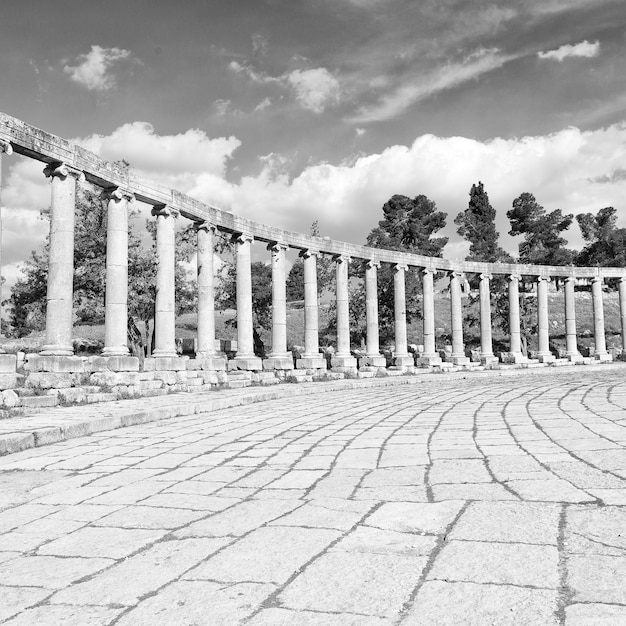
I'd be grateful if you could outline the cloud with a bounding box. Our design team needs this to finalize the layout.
[63,45,134,91]
[254,97,272,112]
[229,61,341,114]
[252,33,269,56]
[538,40,600,62]
[351,48,511,123]
[213,99,232,117]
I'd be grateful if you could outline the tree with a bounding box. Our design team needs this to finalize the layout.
[7,185,196,340]
[575,206,626,268]
[454,182,511,263]
[364,194,448,343]
[507,192,574,265]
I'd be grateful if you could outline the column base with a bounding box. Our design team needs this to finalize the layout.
[228,357,263,371]
[480,354,500,365]
[263,356,294,370]
[331,355,358,368]
[360,355,387,367]
[537,353,556,363]
[296,356,327,370]
[500,352,528,364]
[593,352,613,362]
[567,352,584,363]
[193,356,227,370]
[393,355,415,367]
[40,344,74,357]
[101,347,130,357]
[416,354,442,366]
[151,349,178,359]
[447,354,471,365]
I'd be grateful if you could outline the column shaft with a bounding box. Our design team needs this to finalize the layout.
[478,273,496,363]
[0,139,12,348]
[297,250,325,368]
[335,256,350,357]
[41,164,82,356]
[591,277,608,357]
[393,264,410,364]
[234,234,255,359]
[365,261,383,363]
[152,206,178,358]
[619,277,626,352]
[103,189,130,357]
[508,275,522,356]
[422,269,436,356]
[449,272,467,364]
[564,277,580,360]
[196,223,217,357]
[536,277,552,361]
[269,243,289,358]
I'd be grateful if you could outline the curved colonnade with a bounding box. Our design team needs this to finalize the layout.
[1,112,626,383]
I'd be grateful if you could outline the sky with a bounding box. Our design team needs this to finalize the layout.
[2,0,626,288]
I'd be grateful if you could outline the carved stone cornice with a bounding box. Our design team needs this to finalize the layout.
[0,138,12,155]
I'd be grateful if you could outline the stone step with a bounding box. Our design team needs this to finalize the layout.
[21,395,59,409]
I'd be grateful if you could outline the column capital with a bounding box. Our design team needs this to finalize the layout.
[619,276,626,284]
[194,220,217,234]
[393,262,408,272]
[448,270,465,279]
[151,204,179,219]
[332,254,350,264]
[299,248,319,259]
[365,259,380,270]
[0,138,13,155]
[43,162,85,183]
[421,267,436,277]
[267,241,288,253]
[591,276,605,284]
[102,186,135,203]
[479,273,492,282]
[508,273,521,282]
[565,275,577,284]
[535,275,551,284]
[231,231,254,246]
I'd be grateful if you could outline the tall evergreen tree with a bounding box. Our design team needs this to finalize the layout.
[454,181,511,262]
[575,206,626,268]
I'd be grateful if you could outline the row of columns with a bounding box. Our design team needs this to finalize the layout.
[28,159,626,366]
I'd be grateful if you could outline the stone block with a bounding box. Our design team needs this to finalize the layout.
[296,357,327,370]
[200,371,220,384]
[87,356,140,372]
[25,355,86,373]
[393,355,415,367]
[359,355,386,367]
[228,357,263,371]
[26,372,72,389]
[187,378,203,387]
[480,354,500,366]
[263,356,294,370]
[57,388,88,404]
[1,389,19,408]
[416,355,442,367]
[537,354,556,364]
[594,352,613,362]
[90,372,139,387]
[154,371,177,385]
[499,352,527,365]
[331,355,358,368]
[260,377,280,386]
[189,357,227,371]
[86,393,118,404]
[138,380,163,391]
[0,354,17,373]
[21,395,59,408]
[0,373,18,389]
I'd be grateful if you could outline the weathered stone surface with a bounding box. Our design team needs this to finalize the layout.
[568,554,626,603]
[0,354,17,373]
[87,356,140,372]
[365,501,465,535]
[565,603,626,625]
[0,587,50,622]
[1,605,124,626]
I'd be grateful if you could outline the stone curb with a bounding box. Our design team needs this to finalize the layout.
[1,361,624,457]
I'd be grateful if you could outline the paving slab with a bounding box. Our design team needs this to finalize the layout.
[0,369,625,623]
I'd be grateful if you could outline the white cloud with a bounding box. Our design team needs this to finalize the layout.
[213,99,232,117]
[286,68,341,114]
[63,45,133,91]
[538,40,600,62]
[254,97,272,112]
[351,48,511,123]
[252,33,269,56]
[356,128,367,136]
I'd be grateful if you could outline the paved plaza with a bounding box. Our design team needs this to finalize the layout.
[1,369,626,624]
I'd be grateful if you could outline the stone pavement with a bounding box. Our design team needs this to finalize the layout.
[1,369,626,624]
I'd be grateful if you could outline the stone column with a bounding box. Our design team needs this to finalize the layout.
[102,188,132,357]
[151,205,179,359]
[478,273,498,365]
[619,277,626,353]
[332,255,357,369]
[448,271,469,365]
[40,163,84,356]
[230,232,262,369]
[265,242,293,369]
[417,268,441,365]
[364,260,385,366]
[536,276,554,362]
[591,276,611,361]
[296,249,326,369]
[0,138,12,352]
[195,222,225,369]
[506,274,526,363]
[393,263,413,367]
[564,276,582,362]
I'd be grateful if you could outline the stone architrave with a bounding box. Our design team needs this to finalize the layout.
[363,260,385,367]
[447,271,469,365]
[478,273,498,365]
[230,232,262,370]
[505,274,526,363]
[619,277,626,353]
[536,276,555,363]
[417,267,441,366]
[151,205,179,359]
[591,276,611,361]
[564,276,582,362]
[195,222,225,370]
[102,187,133,357]
[296,249,326,369]
[0,137,12,352]
[40,162,85,356]
[393,263,413,367]
[331,255,357,369]
[265,242,293,370]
